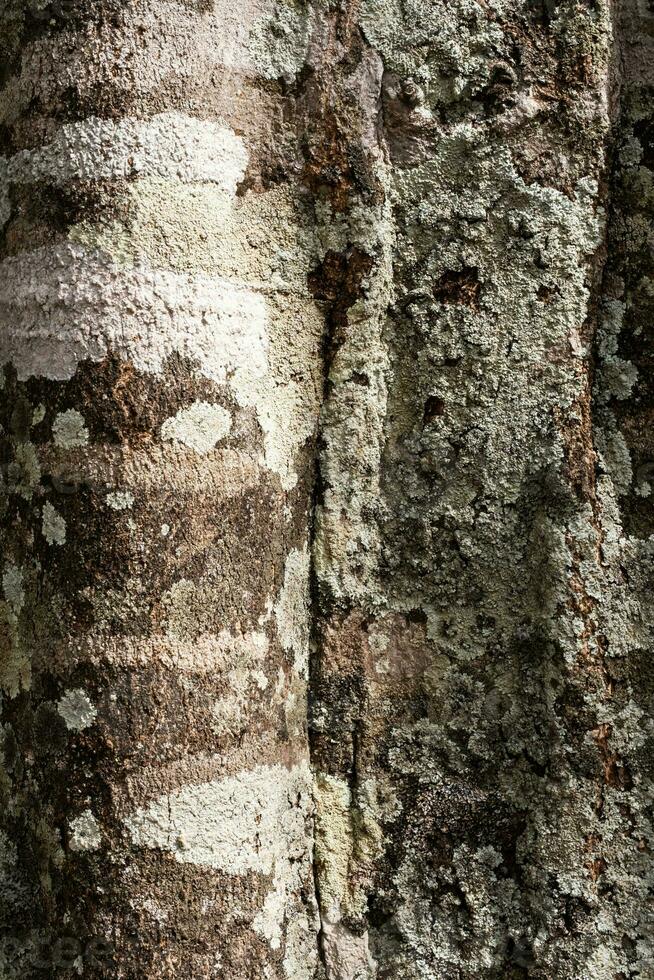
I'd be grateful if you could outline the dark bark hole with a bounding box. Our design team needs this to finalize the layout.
[308,247,374,369]
[433,266,481,309]
[478,63,518,113]
[533,248,549,269]
[405,607,428,624]
[423,395,446,424]
[308,249,374,304]
[633,117,654,170]
[10,397,32,442]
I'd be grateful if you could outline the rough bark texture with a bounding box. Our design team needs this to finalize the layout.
[1,1,653,979]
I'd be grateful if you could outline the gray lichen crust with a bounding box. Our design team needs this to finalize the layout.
[1,1,653,979]
[310,0,654,978]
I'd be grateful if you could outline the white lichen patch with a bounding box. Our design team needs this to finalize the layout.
[57,689,97,731]
[125,761,316,971]
[133,628,269,674]
[197,632,272,735]
[313,775,378,980]
[69,181,239,273]
[132,897,169,924]
[2,564,24,614]
[253,869,319,979]
[125,763,312,874]
[4,114,248,194]
[106,490,134,511]
[368,630,389,653]
[52,409,88,448]
[161,402,232,454]
[252,670,269,690]
[0,243,269,384]
[274,548,311,677]
[314,772,383,944]
[243,371,317,490]
[2,183,323,492]
[311,193,393,605]
[68,810,102,852]
[68,142,316,280]
[211,664,271,738]
[230,293,322,491]
[0,0,313,131]
[254,875,288,950]
[247,0,314,81]
[41,502,66,546]
[282,915,319,980]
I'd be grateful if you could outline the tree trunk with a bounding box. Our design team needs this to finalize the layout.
[0,0,324,976]
[1,1,653,979]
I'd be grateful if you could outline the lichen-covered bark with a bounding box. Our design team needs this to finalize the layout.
[0,1,323,976]
[310,1,654,978]
[2,1,654,979]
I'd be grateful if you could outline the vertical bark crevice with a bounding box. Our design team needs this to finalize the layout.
[300,4,395,977]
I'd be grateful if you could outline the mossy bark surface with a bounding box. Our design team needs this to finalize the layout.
[1,1,653,978]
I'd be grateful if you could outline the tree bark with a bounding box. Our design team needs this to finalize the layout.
[1,1,653,979]
[0,1,324,976]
